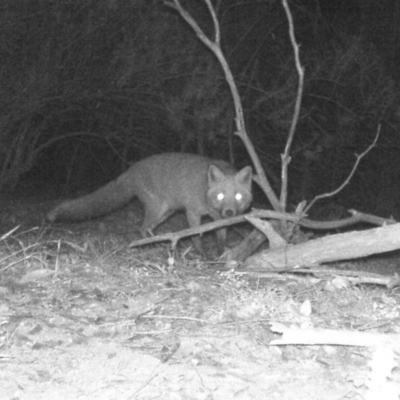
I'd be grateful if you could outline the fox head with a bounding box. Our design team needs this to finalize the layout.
[206,164,253,219]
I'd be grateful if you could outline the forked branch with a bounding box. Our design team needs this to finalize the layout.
[305,125,380,214]
[165,0,280,211]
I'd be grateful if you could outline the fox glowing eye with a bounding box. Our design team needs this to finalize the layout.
[235,193,243,202]
[217,192,225,201]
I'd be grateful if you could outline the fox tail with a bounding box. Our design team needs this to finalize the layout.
[47,178,135,222]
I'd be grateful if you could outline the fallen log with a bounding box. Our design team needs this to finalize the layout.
[241,223,400,270]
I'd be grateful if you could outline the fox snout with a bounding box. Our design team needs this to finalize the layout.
[221,208,235,218]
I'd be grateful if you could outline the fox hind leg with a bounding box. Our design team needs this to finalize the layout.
[140,201,172,237]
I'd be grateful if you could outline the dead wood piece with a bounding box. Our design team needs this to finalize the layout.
[235,268,399,288]
[241,223,400,270]
[270,322,400,349]
[226,209,393,264]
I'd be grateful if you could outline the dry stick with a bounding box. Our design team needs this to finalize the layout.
[270,322,400,348]
[0,225,20,241]
[129,209,299,249]
[280,0,304,211]
[305,125,381,214]
[129,209,391,249]
[166,0,280,211]
[236,268,399,288]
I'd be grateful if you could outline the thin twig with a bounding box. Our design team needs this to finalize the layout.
[305,125,381,213]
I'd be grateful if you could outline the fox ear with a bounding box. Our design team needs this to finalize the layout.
[235,166,252,186]
[208,165,226,183]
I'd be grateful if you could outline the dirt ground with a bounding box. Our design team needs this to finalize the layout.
[1,199,400,400]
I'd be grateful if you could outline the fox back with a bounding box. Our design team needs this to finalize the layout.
[47,153,253,251]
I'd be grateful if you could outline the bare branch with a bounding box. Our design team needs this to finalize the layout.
[280,0,304,211]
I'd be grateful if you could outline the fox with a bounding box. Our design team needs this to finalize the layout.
[46,152,253,253]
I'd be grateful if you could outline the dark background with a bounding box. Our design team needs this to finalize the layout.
[1,0,400,219]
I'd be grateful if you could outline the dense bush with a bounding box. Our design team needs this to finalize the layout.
[1,0,399,215]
